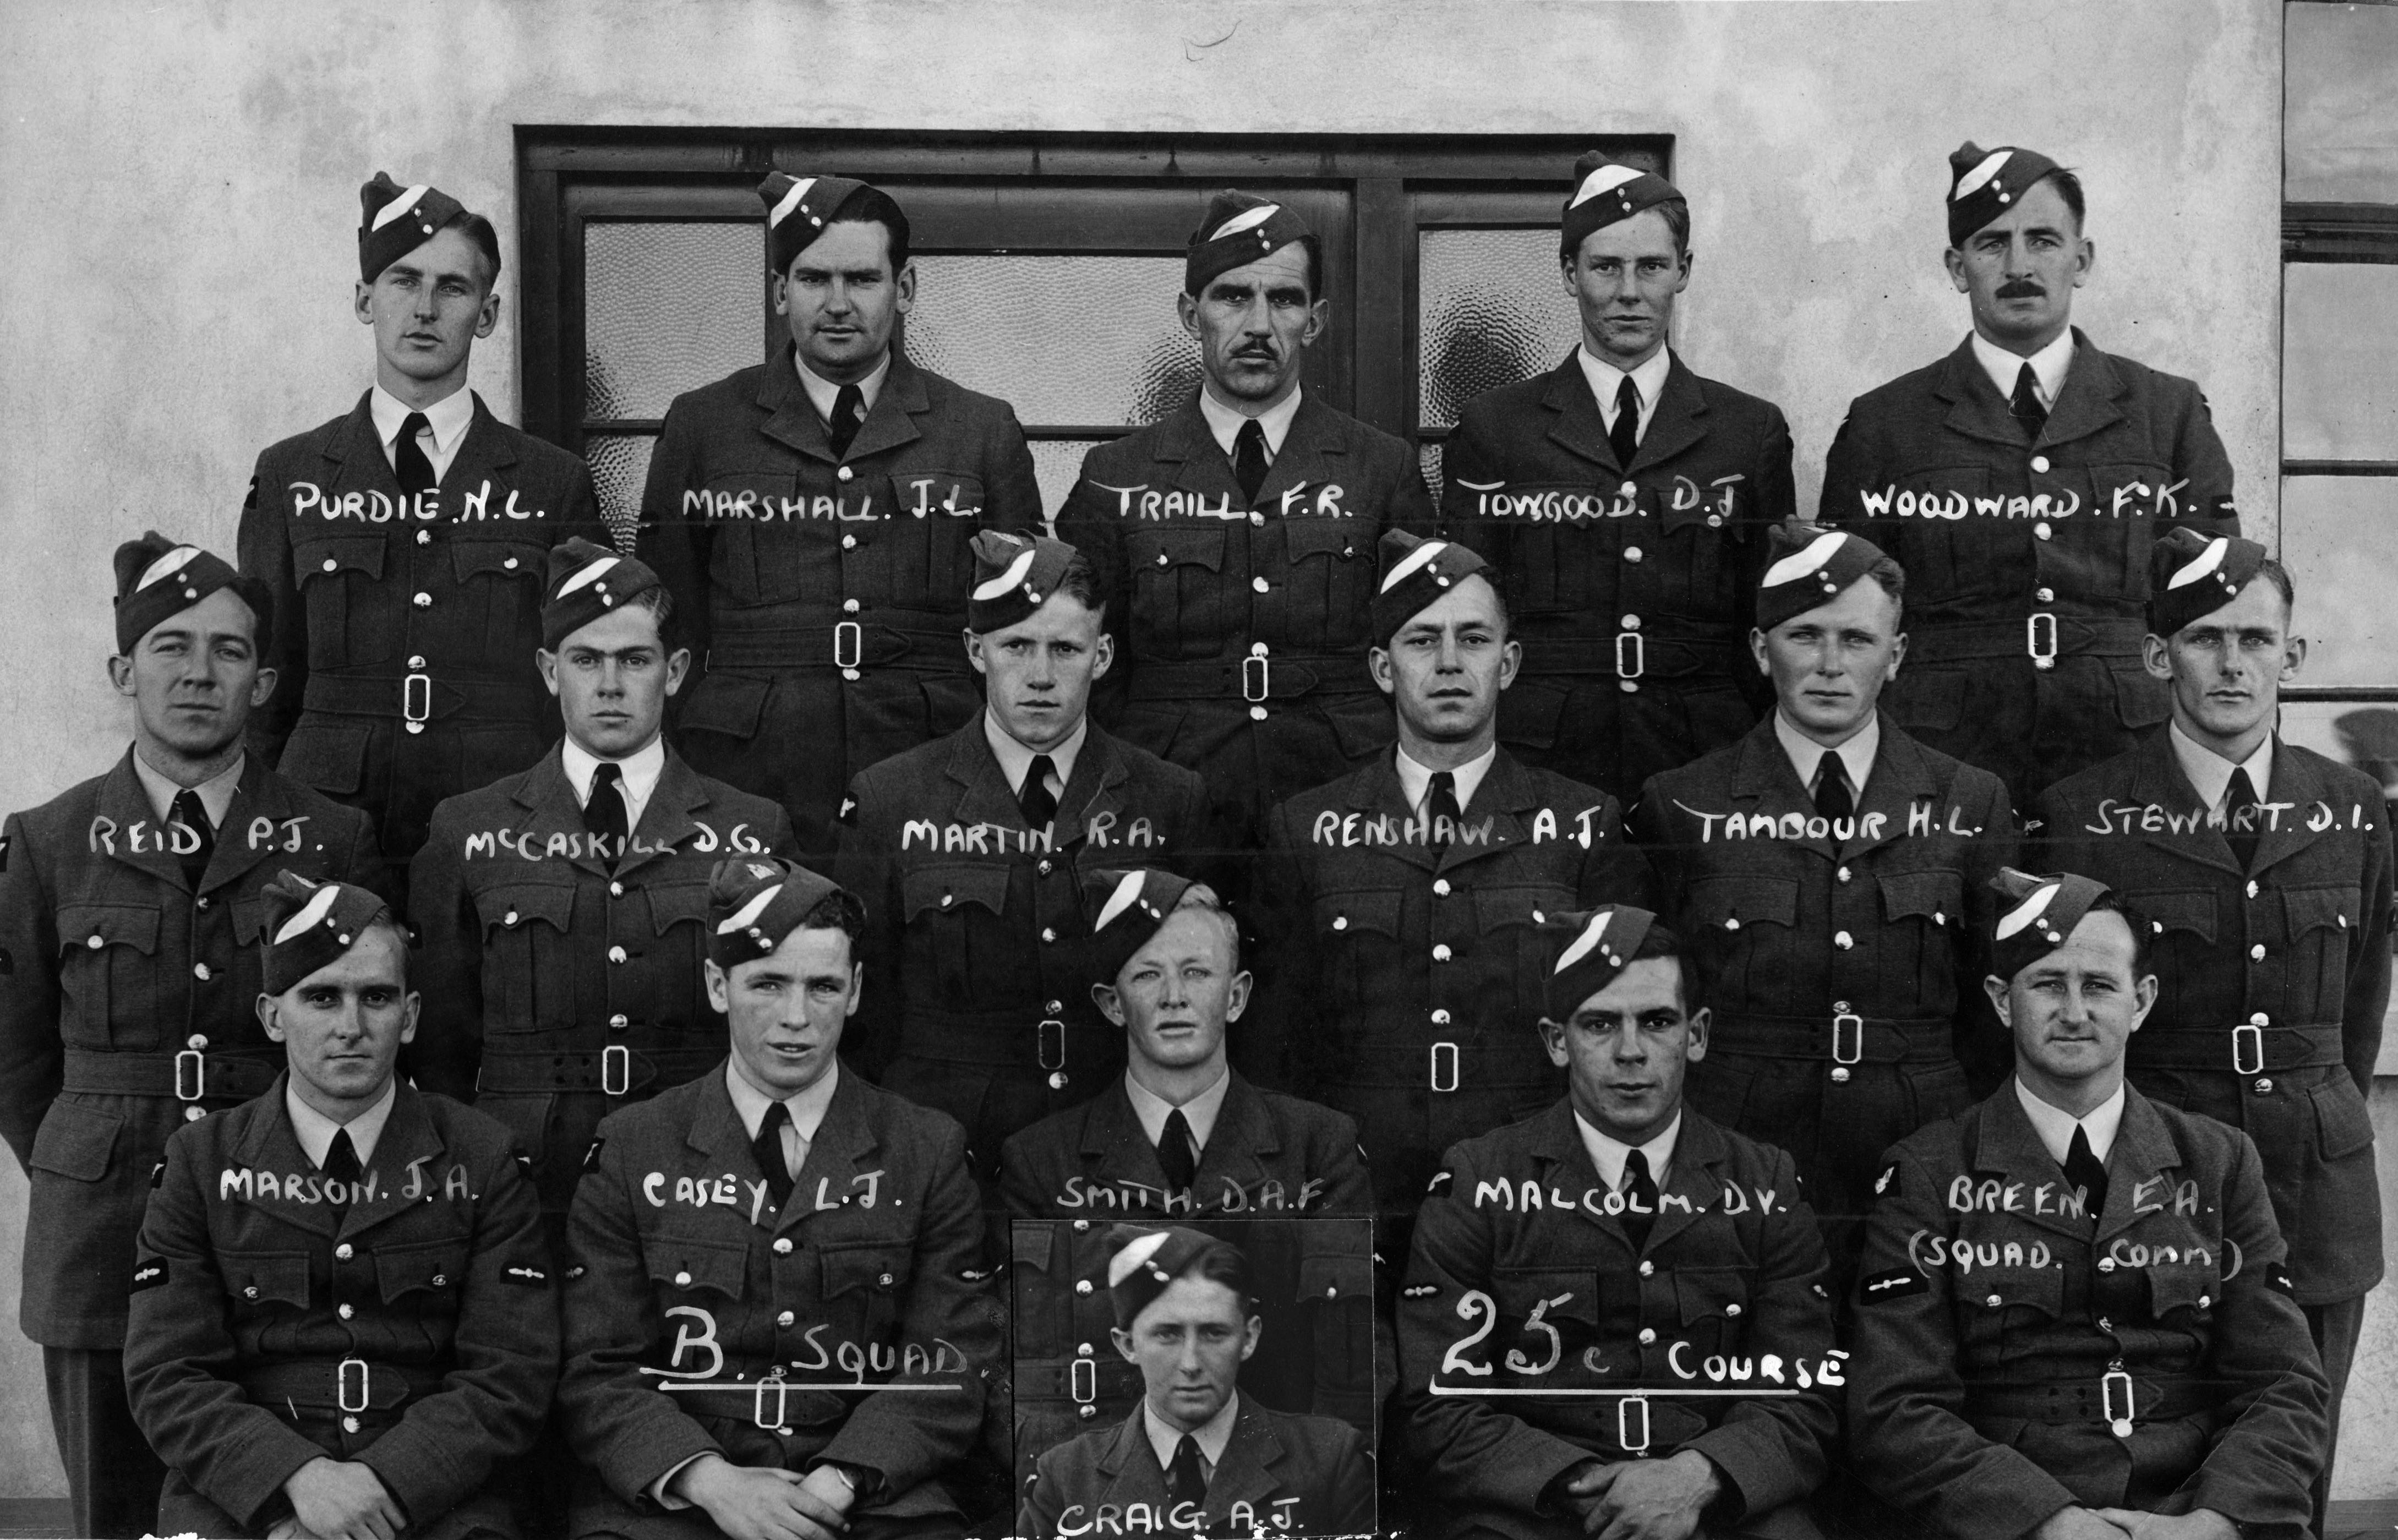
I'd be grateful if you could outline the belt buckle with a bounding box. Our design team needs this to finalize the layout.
[1832,1013,1864,1067]
[337,1357,371,1415]
[833,621,864,671]
[602,1045,631,1097]
[1615,631,1646,681]
[1242,652,1270,703]
[2026,611,2059,671]
[2232,1023,2265,1077]
[2101,1368,2135,1439]
[402,672,433,724]
[1037,1019,1066,1072]
[174,1049,206,1102]
[1430,1041,1460,1094]
[753,1372,791,1431]
[1070,1358,1097,1405]
[1618,1394,1651,1456]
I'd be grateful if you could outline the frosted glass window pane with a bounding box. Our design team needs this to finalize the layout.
[2280,476,2398,689]
[585,223,763,421]
[585,434,654,549]
[1030,440,1103,522]
[2286,4,2398,204]
[906,257,1198,427]
[1418,230,1582,431]
[2285,266,2398,462]
[1421,443,1445,505]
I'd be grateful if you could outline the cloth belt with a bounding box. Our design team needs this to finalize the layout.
[303,673,550,724]
[1904,616,2146,664]
[1706,1014,1957,1066]
[476,1044,725,1096]
[706,620,969,674]
[1513,634,1747,681]
[1965,1375,2221,1427]
[1013,1357,1145,1404]
[1128,653,1373,702]
[242,1359,450,1415]
[895,1012,1119,1071]
[2127,1022,2346,1074]
[61,1047,282,1102]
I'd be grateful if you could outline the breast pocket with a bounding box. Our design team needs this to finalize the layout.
[882,471,987,608]
[373,1234,472,1315]
[294,535,394,668]
[1673,1266,1754,1358]
[645,881,717,1032]
[1877,869,1966,999]
[1681,876,1798,1002]
[1487,1266,1603,1379]
[1124,526,1226,660]
[709,471,839,608]
[1314,887,1404,1006]
[223,1249,313,1313]
[1279,517,1372,651]
[2142,1259,2221,1327]
[54,902,161,1048]
[822,1243,914,1345]
[472,881,579,1031]
[1474,884,1576,1008]
[1963,1263,2063,1355]
[900,864,1015,999]
[1634,488,1741,618]
[1500,487,1621,616]
[2079,463,2178,601]
[444,538,549,665]
[1007,1222,1070,1360]
[646,1232,751,1306]
[1872,468,1987,605]
[2138,889,2217,1024]
[2280,884,2361,1025]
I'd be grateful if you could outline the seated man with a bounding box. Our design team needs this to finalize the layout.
[1847,870,2329,1540]
[1001,867,1376,1477]
[559,857,997,1540]
[1397,905,1837,1540]
[1019,1225,1375,1538]
[125,871,556,1540]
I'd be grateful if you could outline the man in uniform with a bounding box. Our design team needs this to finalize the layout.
[2036,529,2387,1528]
[1256,531,1654,1216]
[559,857,998,1539]
[124,871,556,1539]
[1396,905,1838,1540]
[1848,870,2328,1540]
[411,537,795,1237]
[241,172,608,867]
[642,172,1042,857]
[1019,1225,1376,1539]
[1820,143,2239,805]
[0,533,381,1537]
[1635,526,2015,1285]
[1000,868,1375,1482]
[1438,152,1796,804]
[1055,189,1436,855]
[835,531,1204,1184]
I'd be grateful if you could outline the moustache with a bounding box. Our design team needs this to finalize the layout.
[1996,280,2045,300]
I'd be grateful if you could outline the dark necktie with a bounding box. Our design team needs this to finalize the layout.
[1620,1148,1659,1253]
[1232,418,1269,503]
[753,1100,796,1212]
[2224,766,2262,871]
[1813,753,1854,823]
[170,787,215,889]
[1427,770,1464,854]
[828,384,865,460]
[2065,1124,2109,1220]
[1019,755,1059,829]
[1166,1433,1208,1508]
[394,411,436,501]
[1159,1108,1199,1194]
[1609,374,1641,468]
[2009,362,2048,440]
[323,1128,362,1218]
[585,761,629,867]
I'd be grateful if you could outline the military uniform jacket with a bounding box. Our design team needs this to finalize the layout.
[1019,1399,1375,1539]
[1255,748,1656,1209]
[1818,332,2238,799]
[1055,392,1437,839]
[1436,352,1796,801]
[2036,731,2391,1304]
[0,750,381,1346]
[1847,1082,2328,1540]
[559,1065,998,1532]
[1397,1104,1837,1538]
[123,1078,557,1535]
[239,391,608,855]
[408,744,796,1213]
[998,1074,1378,1472]
[640,347,1041,855]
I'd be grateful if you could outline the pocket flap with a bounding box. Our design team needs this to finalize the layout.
[232,897,271,946]
[57,902,161,958]
[1473,885,1569,935]
[1497,680,1568,752]
[1283,518,1365,563]
[646,1234,750,1299]
[646,881,711,938]
[678,671,771,741]
[475,881,577,935]
[295,537,386,585]
[1009,1221,1060,1277]
[29,1100,122,1182]
[2313,1077,2375,1160]
[1128,526,1226,573]
[821,1243,913,1298]
[275,722,373,796]
[1295,1252,1373,1304]
[2111,665,2172,730]
[2139,890,2216,943]
[2283,885,2360,938]
[1673,1266,1752,1325]
[1685,876,1799,931]
[1880,870,1964,926]
[2144,1263,2220,1320]
[373,1236,472,1302]
[901,864,1011,921]
[1884,667,1969,735]
[1315,887,1402,940]
[447,539,547,583]
[225,1249,312,1308]
[1971,1265,2063,1319]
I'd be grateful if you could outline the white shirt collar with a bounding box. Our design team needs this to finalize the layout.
[791,347,892,428]
[560,734,668,831]
[1394,742,1498,818]
[1123,1066,1233,1154]
[723,1056,842,1146]
[286,1078,400,1168]
[368,381,475,480]
[1970,329,2075,412]
[1774,711,1880,802]
[2167,718,2274,812]
[1576,345,1674,444]
[1198,384,1304,463]
[983,710,1088,807]
[1144,1390,1239,1478]
[2013,1077,2127,1168]
[1574,1108,1681,1193]
[132,747,245,828]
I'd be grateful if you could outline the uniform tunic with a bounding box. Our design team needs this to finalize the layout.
[409,745,796,1221]
[1019,1399,1376,1539]
[1436,353,1795,803]
[1818,332,2238,803]
[1846,1083,2327,1540]
[1255,749,1655,1214]
[833,719,1205,1182]
[124,1079,558,1539]
[640,348,1041,858]
[1634,717,2018,1279]
[239,392,608,862]
[559,1066,999,1537]
[1396,1104,1837,1540]
[1055,393,1436,849]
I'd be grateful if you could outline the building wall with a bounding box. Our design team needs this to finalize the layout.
[2,0,2357,1502]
